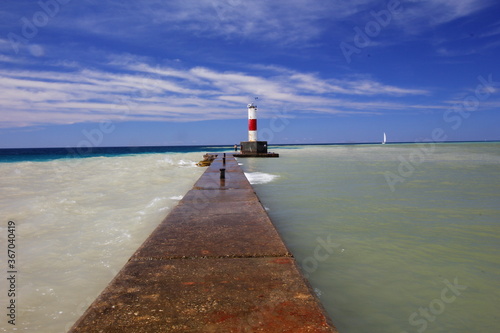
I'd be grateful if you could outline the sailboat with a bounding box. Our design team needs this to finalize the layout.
[382,132,387,144]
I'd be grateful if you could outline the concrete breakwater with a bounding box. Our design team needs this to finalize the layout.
[69,154,337,332]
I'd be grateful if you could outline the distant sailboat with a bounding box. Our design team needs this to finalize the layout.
[382,132,387,144]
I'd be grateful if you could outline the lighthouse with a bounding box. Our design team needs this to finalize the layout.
[237,101,278,157]
[248,102,257,141]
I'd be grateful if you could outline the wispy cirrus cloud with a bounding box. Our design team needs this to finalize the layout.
[395,0,494,34]
[479,22,500,38]
[0,56,434,128]
[3,0,494,62]
[67,0,337,46]
[47,0,496,47]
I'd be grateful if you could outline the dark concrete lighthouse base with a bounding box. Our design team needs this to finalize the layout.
[235,141,279,157]
[241,141,268,154]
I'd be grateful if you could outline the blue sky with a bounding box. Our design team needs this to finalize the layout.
[1,0,499,147]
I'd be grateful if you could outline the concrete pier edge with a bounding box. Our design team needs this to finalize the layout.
[69,153,337,332]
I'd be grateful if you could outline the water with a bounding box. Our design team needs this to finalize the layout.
[240,143,500,333]
[0,148,208,332]
[0,145,231,163]
[1,143,499,332]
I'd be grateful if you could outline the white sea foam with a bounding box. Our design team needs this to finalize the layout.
[169,195,183,200]
[178,159,197,167]
[0,152,204,332]
[145,196,167,209]
[244,172,280,184]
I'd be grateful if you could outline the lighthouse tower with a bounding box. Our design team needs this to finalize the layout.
[248,103,257,141]
[239,101,274,156]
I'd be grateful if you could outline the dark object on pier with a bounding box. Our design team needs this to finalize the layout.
[235,141,279,157]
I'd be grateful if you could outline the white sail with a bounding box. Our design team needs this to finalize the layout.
[382,132,387,144]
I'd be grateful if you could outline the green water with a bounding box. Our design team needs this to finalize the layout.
[240,143,500,333]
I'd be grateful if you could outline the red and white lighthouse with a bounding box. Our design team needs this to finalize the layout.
[238,101,278,157]
[247,103,257,141]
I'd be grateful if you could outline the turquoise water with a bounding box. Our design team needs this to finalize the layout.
[240,143,500,333]
[1,143,498,332]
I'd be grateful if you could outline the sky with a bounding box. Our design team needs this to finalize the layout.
[0,0,499,148]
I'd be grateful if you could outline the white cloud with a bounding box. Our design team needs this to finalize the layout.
[4,0,496,60]
[396,0,494,35]
[479,26,500,38]
[51,0,382,45]
[17,0,493,53]
[146,0,331,44]
[0,58,434,128]
[0,54,22,63]
[0,38,12,51]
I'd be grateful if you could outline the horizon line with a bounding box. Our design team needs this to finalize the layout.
[1,140,499,151]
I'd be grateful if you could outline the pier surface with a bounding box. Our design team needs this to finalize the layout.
[233,152,280,158]
[69,154,337,332]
